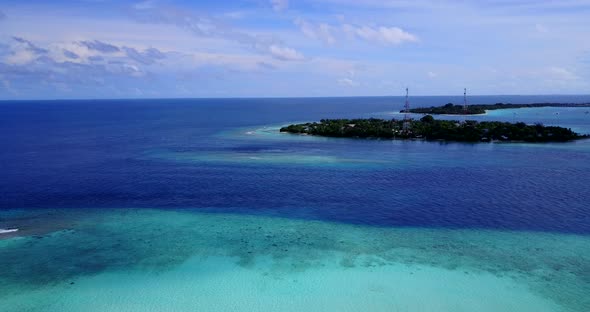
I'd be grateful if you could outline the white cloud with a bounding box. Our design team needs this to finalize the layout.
[337,68,360,87]
[271,0,289,12]
[178,51,272,71]
[131,3,304,61]
[122,64,144,77]
[268,45,305,61]
[3,37,48,65]
[5,50,36,65]
[337,77,359,87]
[305,0,590,11]
[294,18,418,46]
[547,67,578,81]
[2,0,590,98]
[343,24,418,45]
[294,18,336,45]
[0,37,174,91]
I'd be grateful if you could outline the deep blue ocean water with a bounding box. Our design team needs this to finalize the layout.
[2,96,590,312]
[1,95,590,233]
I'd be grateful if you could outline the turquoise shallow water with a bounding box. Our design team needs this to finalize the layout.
[1,208,589,312]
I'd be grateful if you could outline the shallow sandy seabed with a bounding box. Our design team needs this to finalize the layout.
[1,209,589,312]
[144,149,387,168]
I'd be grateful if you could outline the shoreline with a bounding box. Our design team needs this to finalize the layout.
[285,132,590,144]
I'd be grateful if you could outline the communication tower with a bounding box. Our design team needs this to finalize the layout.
[404,87,410,119]
[403,87,411,132]
[463,88,468,114]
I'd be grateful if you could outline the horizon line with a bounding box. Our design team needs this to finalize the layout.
[2,94,590,102]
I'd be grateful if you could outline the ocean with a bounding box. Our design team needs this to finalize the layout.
[1,95,589,311]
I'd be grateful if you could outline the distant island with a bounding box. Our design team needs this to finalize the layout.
[280,116,587,143]
[404,103,590,115]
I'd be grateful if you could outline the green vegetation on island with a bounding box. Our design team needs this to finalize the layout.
[405,102,590,115]
[280,116,587,143]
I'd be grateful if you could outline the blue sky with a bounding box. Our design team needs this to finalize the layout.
[0,0,589,99]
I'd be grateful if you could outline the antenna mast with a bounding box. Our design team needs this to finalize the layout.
[404,87,410,120]
[403,87,411,132]
[463,88,468,114]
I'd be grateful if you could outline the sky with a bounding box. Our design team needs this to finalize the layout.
[0,0,589,99]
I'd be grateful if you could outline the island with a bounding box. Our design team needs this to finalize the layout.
[404,103,590,115]
[280,116,588,143]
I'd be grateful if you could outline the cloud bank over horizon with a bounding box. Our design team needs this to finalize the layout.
[0,0,589,99]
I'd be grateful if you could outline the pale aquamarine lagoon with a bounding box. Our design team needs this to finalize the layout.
[1,209,589,312]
